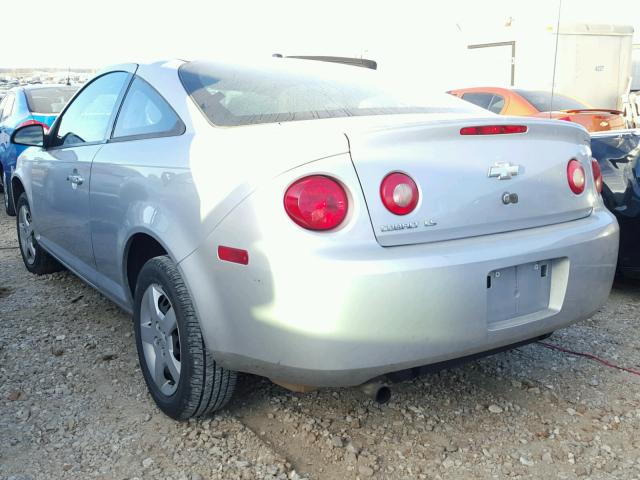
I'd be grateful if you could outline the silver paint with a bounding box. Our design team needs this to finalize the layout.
[11,58,620,387]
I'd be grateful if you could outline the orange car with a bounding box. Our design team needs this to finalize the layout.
[449,87,627,132]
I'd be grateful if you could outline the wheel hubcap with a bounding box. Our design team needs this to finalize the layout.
[18,205,36,265]
[140,284,181,396]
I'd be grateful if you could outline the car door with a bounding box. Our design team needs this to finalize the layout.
[90,75,188,305]
[30,71,131,277]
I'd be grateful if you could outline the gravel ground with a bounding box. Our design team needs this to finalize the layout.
[2,211,640,480]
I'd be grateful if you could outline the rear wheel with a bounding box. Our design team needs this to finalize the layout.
[16,193,63,274]
[134,256,236,419]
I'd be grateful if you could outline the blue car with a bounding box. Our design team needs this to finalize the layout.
[0,84,77,214]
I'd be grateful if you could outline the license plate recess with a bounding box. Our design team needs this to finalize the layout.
[487,260,552,324]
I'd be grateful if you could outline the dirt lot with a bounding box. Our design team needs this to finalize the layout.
[1,211,640,480]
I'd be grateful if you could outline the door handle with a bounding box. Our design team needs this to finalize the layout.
[66,174,84,186]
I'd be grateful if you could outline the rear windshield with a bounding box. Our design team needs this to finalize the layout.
[25,86,78,114]
[179,59,477,126]
[514,90,587,112]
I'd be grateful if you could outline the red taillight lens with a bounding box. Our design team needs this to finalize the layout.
[218,246,249,265]
[380,172,419,215]
[460,125,527,135]
[557,116,572,122]
[284,175,348,230]
[591,159,603,194]
[567,159,586,194]
[19,119,49,133]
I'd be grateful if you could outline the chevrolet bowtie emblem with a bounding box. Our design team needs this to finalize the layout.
[488,162,520,180]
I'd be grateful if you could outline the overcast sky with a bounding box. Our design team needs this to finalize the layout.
[1,0,638,69]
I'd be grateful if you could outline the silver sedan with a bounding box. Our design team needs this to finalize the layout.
[9,58,619,419]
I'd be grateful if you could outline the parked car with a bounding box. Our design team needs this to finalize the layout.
[591,130,640,277]
[449,87,627,132]
[9,59,618,419]
[0,84,78,214]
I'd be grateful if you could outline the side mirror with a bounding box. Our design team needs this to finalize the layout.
[11,124,45,147]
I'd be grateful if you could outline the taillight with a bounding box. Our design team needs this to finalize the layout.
[380,172,419,215]
[19,119,49,133]
[557,116,572,122]
[591,159,603,194]
[460,125,527,135]
[284,175,348,230]
[567,159,586,195]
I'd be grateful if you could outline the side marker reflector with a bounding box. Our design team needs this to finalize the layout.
[218,246,249,265]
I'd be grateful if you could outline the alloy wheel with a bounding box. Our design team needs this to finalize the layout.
[139,284,181,396]
[18,204,37,265]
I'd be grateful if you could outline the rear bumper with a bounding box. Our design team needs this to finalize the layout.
[180,207,618,386]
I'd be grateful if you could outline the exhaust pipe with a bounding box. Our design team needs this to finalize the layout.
[360,381,392,404]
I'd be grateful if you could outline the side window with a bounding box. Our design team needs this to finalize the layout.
[1,94,15,121]
[488,95,505,114]
[54,72,129,147]
[0,96,7,123]
[461,92,494,110]
[112,77,184,140]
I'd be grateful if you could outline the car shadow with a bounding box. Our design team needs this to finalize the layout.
[612,275,640,293]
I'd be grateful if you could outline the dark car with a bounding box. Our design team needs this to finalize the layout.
[591,130,640,277]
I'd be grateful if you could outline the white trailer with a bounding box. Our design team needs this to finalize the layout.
[554,23,634,110]
[632,44,640,91]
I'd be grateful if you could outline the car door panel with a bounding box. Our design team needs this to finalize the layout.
[90,136,196,305]
[29,71,131,282]
[89,76,191,305]
[32,145,103,276]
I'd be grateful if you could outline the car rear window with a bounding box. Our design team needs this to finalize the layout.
[514,90,587,112]
[179,59,478,126]
[25,86,78,114]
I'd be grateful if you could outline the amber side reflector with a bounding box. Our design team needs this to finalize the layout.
[460,125,528,135]
[218,246,249,265]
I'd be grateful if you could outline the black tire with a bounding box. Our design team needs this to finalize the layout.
[0,167,4,194]
[4,178,15,216]
[15,193,63,275]
[133,255,236,419]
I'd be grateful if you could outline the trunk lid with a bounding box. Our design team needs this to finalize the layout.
[345,116,595,247]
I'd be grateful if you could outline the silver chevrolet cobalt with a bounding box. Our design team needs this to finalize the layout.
[10,58,618,419]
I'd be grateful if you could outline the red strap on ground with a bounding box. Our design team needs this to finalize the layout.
[536,341,640,377]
